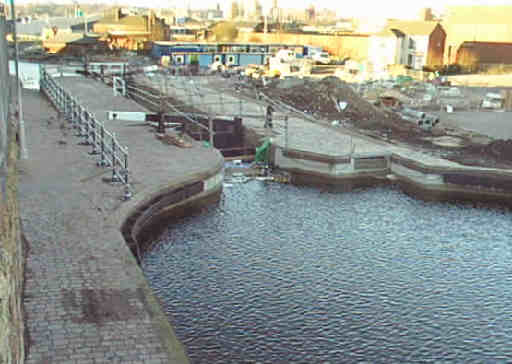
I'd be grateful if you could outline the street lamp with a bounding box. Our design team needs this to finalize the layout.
[9,0,28,159]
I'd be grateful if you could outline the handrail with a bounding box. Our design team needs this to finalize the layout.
[39,66,130,186]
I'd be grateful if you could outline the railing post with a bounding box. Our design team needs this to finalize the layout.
[90,118,99,155]
[99,122,107,166]
[111,132,118,182]
[123,147,128,184]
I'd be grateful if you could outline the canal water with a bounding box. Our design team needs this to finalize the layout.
[142,181,512,363]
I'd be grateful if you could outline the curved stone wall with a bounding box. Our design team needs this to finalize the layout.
[112,160,224,363]
[121,163,224,261]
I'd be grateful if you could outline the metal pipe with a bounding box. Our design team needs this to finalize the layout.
[402,108,426,120]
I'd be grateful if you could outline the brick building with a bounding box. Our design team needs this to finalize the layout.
[93,9,170,51]
[457,42,512,70]
[443,5,512,64]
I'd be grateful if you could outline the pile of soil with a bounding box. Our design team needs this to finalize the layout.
[266,76,389,122]
[262,76,512,169]
[263,76,427,138]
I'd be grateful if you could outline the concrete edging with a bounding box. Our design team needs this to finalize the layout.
[113,160,224,364]
[273,146,512,204]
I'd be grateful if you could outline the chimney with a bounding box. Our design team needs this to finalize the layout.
[113,8,120,22]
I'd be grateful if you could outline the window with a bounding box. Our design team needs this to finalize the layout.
[407,54,413,66]
[250,46,265,53]
[231,46,247,53]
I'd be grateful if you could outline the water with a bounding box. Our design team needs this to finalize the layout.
[9,60,41,89]
[142,181,512,363]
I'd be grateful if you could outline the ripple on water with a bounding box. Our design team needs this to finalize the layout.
[142,182,512,363]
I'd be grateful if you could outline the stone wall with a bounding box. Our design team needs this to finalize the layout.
[0,15,25,364]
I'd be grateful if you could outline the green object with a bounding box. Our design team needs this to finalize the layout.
[203,141,211,148]
[396,75,413,84]
[255,139,271,163]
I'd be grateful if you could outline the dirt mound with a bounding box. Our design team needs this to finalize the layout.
[263,76,512,169]
[264,76,425,139]
[267,76,388,122]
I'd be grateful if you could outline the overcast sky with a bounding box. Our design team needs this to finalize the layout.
[16,0,512,19]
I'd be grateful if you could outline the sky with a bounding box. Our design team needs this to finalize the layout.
[15,0,512,20]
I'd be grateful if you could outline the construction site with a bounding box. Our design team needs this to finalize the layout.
[77,56,512,172]
[10,44,512,364]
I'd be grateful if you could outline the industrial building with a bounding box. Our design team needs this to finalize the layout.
[151,42,308,67]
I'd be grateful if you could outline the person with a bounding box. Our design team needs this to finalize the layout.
[265,105,274,128]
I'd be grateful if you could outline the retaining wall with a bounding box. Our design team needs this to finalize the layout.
[120,166,224,260]
[0,15,25,364]
[273,145,512,204]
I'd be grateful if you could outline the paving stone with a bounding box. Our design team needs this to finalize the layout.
[19,81,221,363]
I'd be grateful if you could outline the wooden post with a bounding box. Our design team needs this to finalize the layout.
[158,81,165,134]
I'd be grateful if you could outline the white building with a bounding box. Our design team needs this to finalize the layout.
[385,20,446,70]
[369,21,446,73]
[369,28,408,74]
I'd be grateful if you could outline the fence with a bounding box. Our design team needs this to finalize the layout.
[40,66,130,185]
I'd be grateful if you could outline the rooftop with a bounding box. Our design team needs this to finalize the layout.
[386,20,441,36]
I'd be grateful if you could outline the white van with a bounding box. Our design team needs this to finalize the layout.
[312,51,331,65]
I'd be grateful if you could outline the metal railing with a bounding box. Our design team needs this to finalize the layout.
[40,66,130,185]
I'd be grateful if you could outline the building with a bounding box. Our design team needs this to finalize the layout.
[386,20,446,69]
[443,5,512,64]
[190,4,223,21]
[369,28,408,73]
[151,41,305,68]
[456,42,512,70]
[169,23,208,41]
[236,31,369,61]
[11,16,99,41]
[43,33,106,54]
[93,8,170,51]
[269,0,281,23]
[229,1,240,20]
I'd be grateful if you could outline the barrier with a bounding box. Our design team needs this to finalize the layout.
[40,66,130,185]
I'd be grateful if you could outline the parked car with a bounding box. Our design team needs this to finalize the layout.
[481,93,504,109]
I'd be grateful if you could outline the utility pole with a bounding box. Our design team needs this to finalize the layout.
[9,0,27,159]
